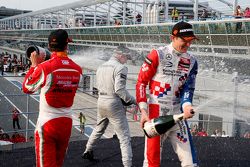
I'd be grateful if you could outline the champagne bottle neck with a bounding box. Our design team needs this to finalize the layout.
[173,113,184,122]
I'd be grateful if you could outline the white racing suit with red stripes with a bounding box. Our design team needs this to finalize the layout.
[22,52,82,167]
[136,44,198,167]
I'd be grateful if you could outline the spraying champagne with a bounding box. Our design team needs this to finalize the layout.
[143,110,195,138]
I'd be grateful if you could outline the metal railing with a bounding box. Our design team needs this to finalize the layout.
[1,69,250,144]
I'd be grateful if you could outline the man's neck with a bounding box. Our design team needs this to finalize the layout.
[170,43,181,54]
[54,51,68,57]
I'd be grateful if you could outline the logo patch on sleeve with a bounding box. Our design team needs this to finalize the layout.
[121,73,127,79]
[145,57,152,65]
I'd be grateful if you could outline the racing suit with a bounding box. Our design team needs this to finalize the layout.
[22,52,82,167]
[136,44,198,167]
[84,56,136,167]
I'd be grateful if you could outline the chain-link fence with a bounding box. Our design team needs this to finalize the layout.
[1,67,250,147]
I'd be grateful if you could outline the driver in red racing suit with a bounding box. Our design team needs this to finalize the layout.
[23,29,82,167]
[136,21,199,167]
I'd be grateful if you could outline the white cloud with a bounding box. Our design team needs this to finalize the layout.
[0,0,76,11]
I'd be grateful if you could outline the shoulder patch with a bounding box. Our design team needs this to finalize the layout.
[145,57,152,65]
[121,73,127,79]
[157,49,164,60]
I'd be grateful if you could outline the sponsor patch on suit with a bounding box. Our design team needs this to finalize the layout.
[121,73,127,79]
[145,57,152,65]
[178,57,190,72]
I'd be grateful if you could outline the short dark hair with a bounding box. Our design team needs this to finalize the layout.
[48,29,72,51]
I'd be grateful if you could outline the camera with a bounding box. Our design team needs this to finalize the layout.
[26,45,51,61]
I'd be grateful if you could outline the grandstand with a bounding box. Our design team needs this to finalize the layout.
[0,0,244,29]
[0,1,250,166]
[0,6,31,20]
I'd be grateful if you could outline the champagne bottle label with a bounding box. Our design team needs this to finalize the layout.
[143,120,160,138]
[143,114,184,138]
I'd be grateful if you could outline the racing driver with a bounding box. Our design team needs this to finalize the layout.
[136,21,199,167]
[22,29,82,167]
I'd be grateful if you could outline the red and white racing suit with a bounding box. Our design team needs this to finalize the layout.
[136,44,198,167]
[23,52,82,167]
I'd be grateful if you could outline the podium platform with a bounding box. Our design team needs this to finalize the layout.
[1,136,250,167]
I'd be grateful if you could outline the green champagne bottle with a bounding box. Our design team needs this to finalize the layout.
[143,113,184,138]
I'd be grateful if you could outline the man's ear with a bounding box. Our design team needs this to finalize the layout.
[117,54,122,59]
[48,44,51,51]
[64,44,68,51]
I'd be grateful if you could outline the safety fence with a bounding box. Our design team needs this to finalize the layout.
[0,71,250,147]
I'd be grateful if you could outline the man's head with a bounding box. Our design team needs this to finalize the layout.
[171,21,198,53]
[114,45,132,64]
[48,29,72,52]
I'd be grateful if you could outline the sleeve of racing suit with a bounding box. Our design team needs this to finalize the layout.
[114,65,136,105]
[180,58,198,111]
[136,49,159,111]
[22,65,45,94]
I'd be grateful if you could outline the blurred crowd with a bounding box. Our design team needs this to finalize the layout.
[190,123,250,138]
[0,127,27,143]
[0,52,29,76]
[0,107,34,145]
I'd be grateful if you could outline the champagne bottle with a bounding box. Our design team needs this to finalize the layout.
[26,45,51,61]
[143,113,184,138]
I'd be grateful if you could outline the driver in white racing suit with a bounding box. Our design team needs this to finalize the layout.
[136,21,199,167]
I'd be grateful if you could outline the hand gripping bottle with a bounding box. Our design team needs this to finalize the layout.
[143,113,185,138]
[26,45,51,61]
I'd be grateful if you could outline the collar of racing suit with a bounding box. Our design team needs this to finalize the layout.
[170,42,182,57]
[51,51,68,58]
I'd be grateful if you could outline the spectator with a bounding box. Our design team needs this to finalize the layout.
[12,107,21,130]
[82,45,136,167]
[244,7,250,18]
[191,124,198,136]
[221,131,229,137]
[180,12,185,21]
[81,20,86,27]
[22,29,82,167]
[235,5,243,18]
[29,136,34,142]
[0,127,4,134]
[0,133,10,141]
[211,11,217,20]
[211,131,216,137]
[136,13,142,24]
[171,7,179,22]
[200,9,208,21]
[0,127,4,140]
[11,132,26,143]
[13,65,18,76]
[78,112,86,134]
[215,129,222,137]
[234,5,243,33]
[211,129,221,137]
[11,132,18,143]
[0,57,4,75]
[197,128,208,137]
[114,19,121,26]
[243,131,250,139]
[136,21,199,167]
[58,23,62,28]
